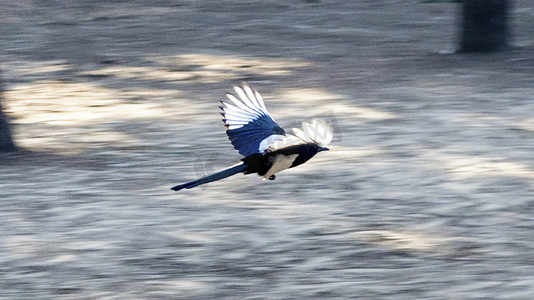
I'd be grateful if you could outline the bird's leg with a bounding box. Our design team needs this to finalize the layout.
[268,175,276,180]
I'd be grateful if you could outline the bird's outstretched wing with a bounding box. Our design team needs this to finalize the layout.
[268,119,334,152]
[292,119,334,146]
[220,84,286,157]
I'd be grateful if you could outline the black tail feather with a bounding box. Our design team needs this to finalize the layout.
[171,164,248,191]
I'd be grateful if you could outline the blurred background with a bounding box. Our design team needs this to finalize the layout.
[1,0,533,299]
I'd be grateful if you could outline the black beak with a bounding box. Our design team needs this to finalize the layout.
[318,146,330,152]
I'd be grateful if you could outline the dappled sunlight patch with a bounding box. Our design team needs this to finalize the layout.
[326,103,398,120]
[167,53,310,69]
[517,120,534,132]
[74,131,145,145]
[81,66,196,82]
[400,82,477,100]
[515,119,534,132]
[351,230,448,252]
[3,234,42,259]
[422,151,534,181]
[5,59,73,79]
[153,53,310,80]
[80,53,310,84]
[4,80,188,153]
[159,229,215,244]
[147,279,211,294]
[6,80,172,125]
[452,113,534,132]
[47,254,78,263]
[17,62,72,75]
[10,130,147,155]
[273,88,398,120]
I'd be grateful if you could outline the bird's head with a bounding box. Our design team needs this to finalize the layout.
[317,145,330,152]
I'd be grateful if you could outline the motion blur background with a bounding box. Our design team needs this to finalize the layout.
[1,1,533,299]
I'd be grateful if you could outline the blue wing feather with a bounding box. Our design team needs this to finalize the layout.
[221,84,286,157]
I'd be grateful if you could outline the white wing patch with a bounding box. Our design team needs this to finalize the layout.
[259,134,286,153]
[221,84,275,130]
[293,119,333,146]
[268,119,334,151]
[267,135,304,152]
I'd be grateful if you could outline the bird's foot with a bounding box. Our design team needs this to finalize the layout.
[267,175,276,180]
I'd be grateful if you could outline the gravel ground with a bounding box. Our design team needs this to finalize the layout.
[1,1,534,299]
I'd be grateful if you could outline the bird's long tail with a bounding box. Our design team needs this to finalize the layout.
[171,164,248,191]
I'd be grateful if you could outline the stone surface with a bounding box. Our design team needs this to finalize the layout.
[1,1,534,299]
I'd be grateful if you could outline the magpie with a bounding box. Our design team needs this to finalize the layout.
[171,83,333,191]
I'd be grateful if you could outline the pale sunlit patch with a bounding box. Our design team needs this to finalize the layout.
[81,66,196,82]
[4,80,179,153]
[423,151,534,181]
[160,230,214,244]
[453,113,534,132]
[149,279,210,293]
[19,63,72,75]
[82,53,310,84]
[152,53,310,73]
[5,80,172,126]
[352,230,447,251]
[517,120,534,132]
[274,88,398,120]
[3,235,41,259]
[5,60,73,78]
[47,254,78,263]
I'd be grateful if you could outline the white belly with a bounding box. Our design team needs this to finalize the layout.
[263,154,298,179]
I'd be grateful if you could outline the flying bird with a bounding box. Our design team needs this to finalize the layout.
[171,83,333,191]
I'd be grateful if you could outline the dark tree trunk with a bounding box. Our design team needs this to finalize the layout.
[460,0,510,52]
[0,73,16,152]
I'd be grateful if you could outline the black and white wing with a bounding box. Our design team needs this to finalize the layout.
[220,84,286,157]
[268,119,334,151]
[292,119,333,147]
